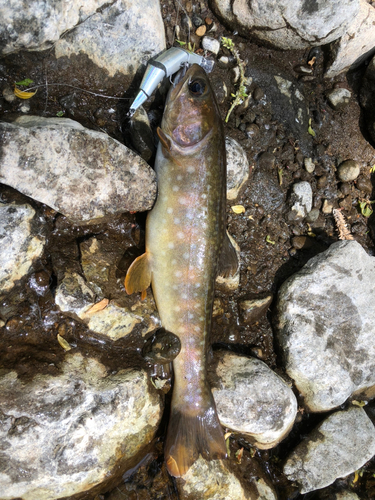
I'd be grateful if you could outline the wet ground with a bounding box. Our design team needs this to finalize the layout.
[1,0,375,499]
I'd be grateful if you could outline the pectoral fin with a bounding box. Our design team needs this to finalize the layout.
[125,252,151,295]
[217,232,238,278]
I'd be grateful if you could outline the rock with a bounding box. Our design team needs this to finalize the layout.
[238,295,273,324]
[55,271,160,339]
[211,352,298,449]
[338,159,361,182]
[248,166,284,213]
[332,492,361,500]
[290,181,313,219]
[54,0,165,78]
[305,208,320,222]
[177,456,277,500]
[326,88,351,110]
[276,240,375,412]
[321,199,334,214]
[0,0,108,54]
[0,352,163,500]
[142,328,181,364]
[284,407,375,493]
[0,203,45,294]
[202,36,221,54]
[292,236,313,250]
[0,116,157,224]
[360,53,375,144]
[304,157,315,173]
[211,0,359,50]
[325,0,375,78]
[225,136,250,200]
[215,232,241,291]
[356,175,373,194]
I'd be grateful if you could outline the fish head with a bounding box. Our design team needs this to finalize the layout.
[161,64,220,149]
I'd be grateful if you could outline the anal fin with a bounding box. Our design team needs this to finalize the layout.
[218,231,238,278]
[124,252,151,295]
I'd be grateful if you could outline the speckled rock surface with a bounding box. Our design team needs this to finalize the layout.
[54,0,166,78]
[0,203,45,294]
[210,0,359,50]
[211,352,297,448]
[0,353,163,500]
[0,116,157,224]
[276,240,375,412]
[226,136,250,200]
[284,407,375,493]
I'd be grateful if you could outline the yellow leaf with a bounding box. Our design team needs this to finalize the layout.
[84,298,109,316]
[14,86,37,99]
[57,334,72,351]
[231,205,245,214]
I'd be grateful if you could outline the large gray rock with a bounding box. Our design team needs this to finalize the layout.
[0,0,108,54]
[55,0,165,78]
[0,203,45,294]
[325,0,375,78]
[210,0,359,50]
[0,353,163,500]
[276,241,375,412]
[0,116,157,224]
[211,352,297,449]
[177,456,277,500]
[284,407,375,493]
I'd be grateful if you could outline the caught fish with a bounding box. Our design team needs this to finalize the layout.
[125,64,238,476]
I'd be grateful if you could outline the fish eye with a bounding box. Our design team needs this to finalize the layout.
[188,79,206,96]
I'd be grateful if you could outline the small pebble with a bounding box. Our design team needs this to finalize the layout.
[292,236,313,250]
[253,87,264,101]
[316,175,327,189]
[245,123,260,139]
[326,88,351,110]
[356,175,373,194]
[305,208,320,222]
[322,199,334,214]
[202,36,220,54]
[238,296,273,324]
[192,14,203,27]
[205,17,213,25]
[294,65,313,75]
[340,182,351,195]
[217,55,236,69]
[304,158,315,173]
[195,25,206,37]
[2,86,16,103]
[338,160,360,182]
[258,152,276,170]
[339,195,353,211]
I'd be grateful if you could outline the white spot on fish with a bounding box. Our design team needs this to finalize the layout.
[183,252,189,260]
[194,326,200,332]
[187,166,195,173]
[201,194,207,199]
[177,231,184,239]
[174,217,181,224]
[168,242,175,249]
[172,259,177,265]
[179,196,189,206]
[177,175,183,181]
[172,185,179,192]
[195,283,201,288]
[167,207,173,214]
[199,316,204,321]
[175,270,182,277]
[174,306,181,312]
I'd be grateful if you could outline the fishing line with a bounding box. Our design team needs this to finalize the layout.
[20,83,133,100]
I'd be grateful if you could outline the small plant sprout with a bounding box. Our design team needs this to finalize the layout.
[370,164,375,174]
[308,118,316,137]
[221,37,248,123]
[235,447,244,464]
[358,199,375,217]
[266,235,276,245]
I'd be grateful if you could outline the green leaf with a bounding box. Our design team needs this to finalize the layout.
[56,110,65,117]
[175,40,186,46]
[308,118,316,137]
[359,200,374,217]
[15,78,34,87]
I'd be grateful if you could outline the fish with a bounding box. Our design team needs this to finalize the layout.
[125,63,238,476]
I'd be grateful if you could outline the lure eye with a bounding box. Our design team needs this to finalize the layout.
[188,79,206,96]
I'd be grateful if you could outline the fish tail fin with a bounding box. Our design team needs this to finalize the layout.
[165,396,227,477]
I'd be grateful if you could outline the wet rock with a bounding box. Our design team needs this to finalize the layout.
[253,86,264,101]
[210,0,359,50]
[202,36,220,54]
[54,0,165,78]
[142,328,181,364]
[238,295,273,324]
[0,203,45,294]
[215,232,241,291]
[0,116,157,224]
[338,159,361,182]
[258,152,276,170]
[332,492,361,500]
[55,272,160,339]
[212,352,297,449]
[326,88,351,110]
[305,208,320,222]
[248,166,284,213]
[356,175,373,194]
[292,236,313,250]
[321,199,334,214]
[284,407,375,493]
[290,181,313,219]
[226,136,249,200]
[304,157,315,173]
[325,0,375,78]
[360,53,375,143]
[127,106,155,162]
[245,123,260,139]
[276,241,375,412]
[0,0,108,54]
[177,455,277,500]
[0,352,163,500]
[2,85,17,103]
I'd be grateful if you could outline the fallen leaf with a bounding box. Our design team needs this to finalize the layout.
[231,205,245,214]
[84,298,109,316]
[57,334,72,351]
[14,86,37,99]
